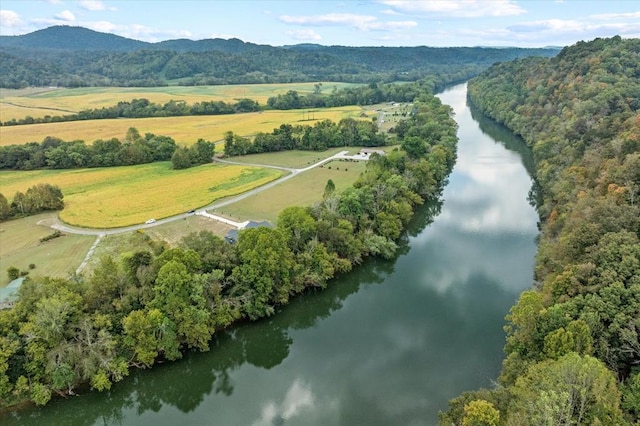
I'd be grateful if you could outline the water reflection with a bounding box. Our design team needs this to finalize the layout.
[3,84,539,426]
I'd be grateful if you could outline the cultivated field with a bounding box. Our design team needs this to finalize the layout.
[214,159,368,224]
[0,82,359,121]
[0,106,367,147]
[0,162,285,228]
[0,212,95,286]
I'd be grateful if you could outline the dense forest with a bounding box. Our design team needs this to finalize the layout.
[441,36,640,425]
[0,86,458,409]
[0,26,558,88]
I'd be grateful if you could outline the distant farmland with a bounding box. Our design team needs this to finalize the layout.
[0,106,368,147]
[0,82,359,121]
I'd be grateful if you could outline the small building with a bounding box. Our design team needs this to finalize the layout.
[359,148,386,156]
[0,277,24,310]
[225,220,273,244]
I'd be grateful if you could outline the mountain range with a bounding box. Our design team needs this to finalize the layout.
[0,25,560,88]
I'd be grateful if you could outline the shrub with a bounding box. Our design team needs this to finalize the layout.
[7,266,19,280]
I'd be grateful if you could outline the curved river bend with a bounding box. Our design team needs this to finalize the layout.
[4,84,539,425]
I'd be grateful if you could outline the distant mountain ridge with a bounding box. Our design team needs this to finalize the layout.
[0,26,272,53]
[0,25,560,88]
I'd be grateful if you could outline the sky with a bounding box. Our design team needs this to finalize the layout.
[1,0,639,48]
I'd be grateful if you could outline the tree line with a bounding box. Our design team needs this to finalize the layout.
[223,117,386,156]
[441,36,640,425]
[0,183,64,222]
[0,88,458,408]
[0,128,178,170]
[1,98,260,127]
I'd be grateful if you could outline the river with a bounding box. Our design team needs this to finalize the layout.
[3,83,539,425]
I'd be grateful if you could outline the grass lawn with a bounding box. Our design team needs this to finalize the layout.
[0,212,95,287]
[214,159,368,224]
[0,106,365,147]
[228,148,354,169]
[0,82,360,121]
[1,162,285,228]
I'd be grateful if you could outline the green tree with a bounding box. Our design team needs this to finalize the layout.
[508,353,624,425]
[462,400,500,426]
[150,260,211,351]
[7,266,19,281]
[0,193,10,220]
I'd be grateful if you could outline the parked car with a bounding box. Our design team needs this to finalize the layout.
[145,219,156,224]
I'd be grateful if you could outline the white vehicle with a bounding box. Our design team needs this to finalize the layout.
[145,219,156,224]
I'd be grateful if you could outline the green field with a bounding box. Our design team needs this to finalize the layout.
[1,162,285,228]
[214,159,368,223]
[0,82,360,121]
[0,212,95,287]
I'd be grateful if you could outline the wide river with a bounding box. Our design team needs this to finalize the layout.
[5,83,539,425]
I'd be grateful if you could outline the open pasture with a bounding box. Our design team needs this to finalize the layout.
[229,148,353,169]
[0,106,364,147]
[0,82,359,121]
[0,212,95,287]
[214,159,368,223]
[0,162,284,228]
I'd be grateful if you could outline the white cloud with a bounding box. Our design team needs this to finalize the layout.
[55,10,75,22]
[0,10,22,28]
[252,380,315,426]
[279,13,416,32]
[280,13,377,27]
[79,0,106,11]
[88,20,117,33]
[589,11,640,20]
[378,0,526,18]
[286,29,322,41]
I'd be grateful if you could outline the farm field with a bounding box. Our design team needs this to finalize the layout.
[0,212,95,287]
[0,82,360,121]
[0,106,367,147]
[0,162,285,228]
[214,159,368,224]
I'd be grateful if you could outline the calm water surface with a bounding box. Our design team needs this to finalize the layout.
[5,83,539,425]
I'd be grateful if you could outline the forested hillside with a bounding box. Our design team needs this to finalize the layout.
[0,25,558,88]
[441,36,640,425]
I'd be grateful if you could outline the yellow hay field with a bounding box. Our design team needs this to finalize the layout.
[0,106,365,147]
[0,162,284,228]
[0,82,358,121]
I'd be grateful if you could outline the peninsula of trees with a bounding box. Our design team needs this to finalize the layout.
[441,36,640,425]
[0,86,458,408]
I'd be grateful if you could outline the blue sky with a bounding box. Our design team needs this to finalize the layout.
[1,1,639,47]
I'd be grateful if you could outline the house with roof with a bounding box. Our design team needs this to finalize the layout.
[225,220,273,244]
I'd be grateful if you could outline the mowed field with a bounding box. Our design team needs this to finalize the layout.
[215,159,368,224]
[0,212,95,286]
[0,162,285,228]
[0,106,367,147]
[0,82,359,121]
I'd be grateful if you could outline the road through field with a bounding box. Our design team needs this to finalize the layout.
[44,150,367,236]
